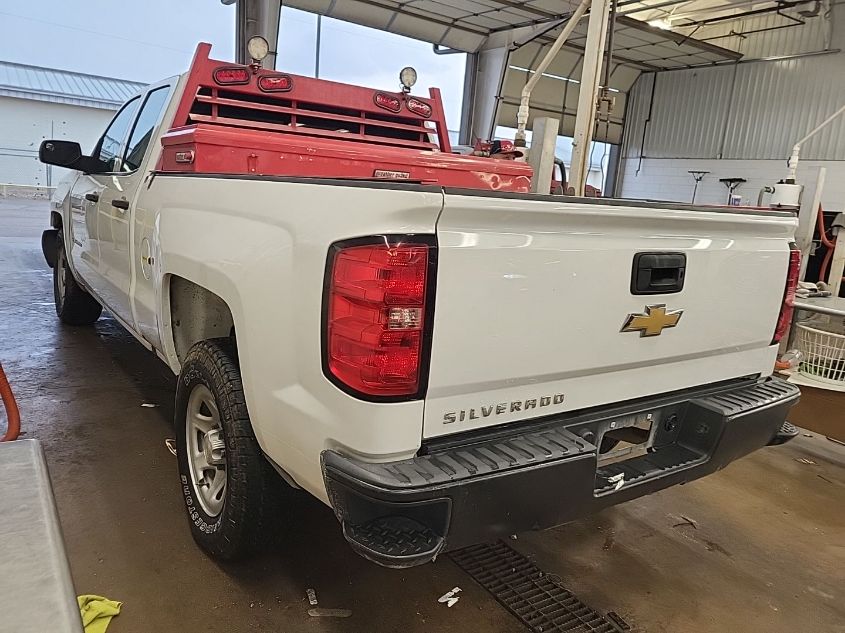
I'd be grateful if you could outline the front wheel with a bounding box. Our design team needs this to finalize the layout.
[54,232,102,326]
[175,338,277,560]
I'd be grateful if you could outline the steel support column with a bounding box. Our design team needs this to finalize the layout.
[570,0,612,196]
[528,117,559,194]
[466,45,511,143]
[235,0,282,69]
[458,52,479,145]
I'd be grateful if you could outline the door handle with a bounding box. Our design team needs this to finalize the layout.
[112,199,130,210]
[631,252,686,295]
[84,193,99,203]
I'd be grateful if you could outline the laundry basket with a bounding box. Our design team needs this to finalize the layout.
[794,316,845,386]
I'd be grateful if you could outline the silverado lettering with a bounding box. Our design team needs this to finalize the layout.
[443,394,565,424]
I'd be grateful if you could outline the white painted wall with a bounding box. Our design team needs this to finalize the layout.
[0,96,114,187]
[619,158,845,212]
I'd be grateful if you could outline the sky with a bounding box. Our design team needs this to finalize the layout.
[0,1,607,179]
[0,1,467,126]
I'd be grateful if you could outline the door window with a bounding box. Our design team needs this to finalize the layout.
[95,97,140,172]
[123,87,171,172]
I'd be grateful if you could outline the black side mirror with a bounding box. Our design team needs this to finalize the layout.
[39,140,83,167]
[39,140,105,173]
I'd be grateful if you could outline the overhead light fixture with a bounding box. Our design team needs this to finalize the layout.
[648,18,672,30]
[399,67,417,93]
[247,36,270,62]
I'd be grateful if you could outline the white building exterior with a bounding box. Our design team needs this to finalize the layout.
[0,61,145,187]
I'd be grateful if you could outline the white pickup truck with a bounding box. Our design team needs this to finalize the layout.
[39,42,801,568]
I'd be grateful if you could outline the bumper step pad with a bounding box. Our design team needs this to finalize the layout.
[451,540,627,632]
[768,420,799,445]
[343,516,444,565]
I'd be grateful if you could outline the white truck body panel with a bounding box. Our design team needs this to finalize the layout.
[46,75,799,509]
[130,176,444,500]
[424,193,796,437]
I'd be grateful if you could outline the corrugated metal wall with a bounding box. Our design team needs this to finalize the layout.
[643,68,735,157]
[620,72,652,159]
[622,51,845,160]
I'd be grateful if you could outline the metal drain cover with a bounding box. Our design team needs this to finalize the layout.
[450,541,628,633]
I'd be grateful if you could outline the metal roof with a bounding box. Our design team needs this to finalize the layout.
[0,60,146,110]
[500,14,741,143]
[284,0,741,64]
[283,1,742,144]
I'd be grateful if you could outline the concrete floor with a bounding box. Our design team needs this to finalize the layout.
[1,197,844,633]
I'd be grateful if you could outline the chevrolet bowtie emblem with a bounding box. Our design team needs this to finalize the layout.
[621,304,683,337]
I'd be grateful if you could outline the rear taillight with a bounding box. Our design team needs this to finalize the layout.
[213,66,251,85]
[324,237,435,399]
[773,245,801,344]
[258,74,293,92]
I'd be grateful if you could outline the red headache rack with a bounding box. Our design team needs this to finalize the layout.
[158,43,532,193]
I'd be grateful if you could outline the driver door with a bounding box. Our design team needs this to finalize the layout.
[68,96,140,309]
[97,86,171,327]
[67,174,105,287]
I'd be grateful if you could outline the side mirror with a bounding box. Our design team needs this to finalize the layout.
[39,140,105,173]
[39,140,84,168]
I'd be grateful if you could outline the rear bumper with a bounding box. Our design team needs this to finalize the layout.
[322,377,800,568]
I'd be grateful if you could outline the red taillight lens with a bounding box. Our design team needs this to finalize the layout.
[213,66,251,85]
[773,246,801,344]
[406,97,433,118]
[258,74,293,92]
[374,93,402,113]
[325,239,433,398]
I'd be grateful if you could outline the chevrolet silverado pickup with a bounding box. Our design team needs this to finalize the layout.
[39,42,801,568]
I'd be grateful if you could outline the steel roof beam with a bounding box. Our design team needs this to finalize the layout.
[616,15,742,58]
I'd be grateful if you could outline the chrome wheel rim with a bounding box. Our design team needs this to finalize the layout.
[186,384,227,517]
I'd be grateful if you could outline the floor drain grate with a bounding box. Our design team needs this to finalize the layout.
[450,541,627,633]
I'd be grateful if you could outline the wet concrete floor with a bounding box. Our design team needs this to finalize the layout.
[1,197,843,632]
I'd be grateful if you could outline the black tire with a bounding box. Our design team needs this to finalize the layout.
[175,338,277,561]
[54,232,102,325]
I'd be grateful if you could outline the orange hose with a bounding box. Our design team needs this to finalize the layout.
[817,203,834,249]
[817,204,836,283]
[820,246,834,283]
[0,362,21,442]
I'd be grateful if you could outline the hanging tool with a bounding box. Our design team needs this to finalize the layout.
[688,170,710,204]
[719,177,746,205]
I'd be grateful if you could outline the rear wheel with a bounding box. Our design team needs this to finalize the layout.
[175,338,277,560]
[53,232,102,326]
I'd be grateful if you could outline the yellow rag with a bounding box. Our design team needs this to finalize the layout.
[77,595,122,633]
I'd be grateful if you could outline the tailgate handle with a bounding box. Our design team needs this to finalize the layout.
[631,252,686,295]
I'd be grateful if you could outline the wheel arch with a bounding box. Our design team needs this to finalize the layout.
[165,274,238,370]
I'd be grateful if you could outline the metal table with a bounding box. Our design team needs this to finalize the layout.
[0,440,83,633]
[795,296,845,318]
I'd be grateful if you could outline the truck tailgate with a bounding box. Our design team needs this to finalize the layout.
[423,192,797,438]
